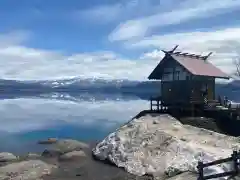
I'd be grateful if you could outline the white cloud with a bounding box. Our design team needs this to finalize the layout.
[98,0,240,77]
[77,0,161,24]
[140,49,165,60]
[0,98,147,133]
[0,31,159,81]
[109,0,240,41]
[127,27,240,75]
[78,4,123,23]
[0,30,30,47]
[0,28,239,81]
[130,27,240,51]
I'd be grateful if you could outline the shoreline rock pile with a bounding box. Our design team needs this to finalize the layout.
[2,114,240,180]
[93,114,240,179]
[0,138,148,180]
[0,138,89,180]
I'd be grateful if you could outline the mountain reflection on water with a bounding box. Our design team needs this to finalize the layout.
[0,78,239,154]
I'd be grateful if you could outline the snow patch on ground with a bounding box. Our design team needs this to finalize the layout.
[93,114,240,178]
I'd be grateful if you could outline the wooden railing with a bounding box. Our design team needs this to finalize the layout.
[150,96,162,111]
[197,151,239,180]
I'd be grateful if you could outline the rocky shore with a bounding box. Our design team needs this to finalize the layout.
[0,138,153,180]
[1,114,240,180]
[0,138,197,180]
[93,114,240,179]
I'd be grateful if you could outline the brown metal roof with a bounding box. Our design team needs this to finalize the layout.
[148,45,230,80]
[171,54,229,79]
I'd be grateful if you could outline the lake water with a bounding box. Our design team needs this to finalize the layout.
[0,78,237,154]
[0,79,150,154]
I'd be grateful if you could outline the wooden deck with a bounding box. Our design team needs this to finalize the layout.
[149,96,240,136]
[150,96,240,113]
[150,96,163,111]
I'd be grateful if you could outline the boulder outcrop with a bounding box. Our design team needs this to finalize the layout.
[93,114,240,178]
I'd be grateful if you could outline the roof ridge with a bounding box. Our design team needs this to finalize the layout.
[162,45,213,60]
[170,51,206,60]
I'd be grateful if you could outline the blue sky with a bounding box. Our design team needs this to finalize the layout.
[0,0,240,80]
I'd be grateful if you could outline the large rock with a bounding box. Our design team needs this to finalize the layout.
[0,152,17,162]
[42,139,89,157]
[92,114,240,177]
[0,160,55,180]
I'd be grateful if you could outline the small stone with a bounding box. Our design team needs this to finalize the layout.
[27,153,41,159]
[0,152,17,162]
[42,139,89,158]
[127,123,134,128]
[38,138,58,144]
[42,149,62,158]
[180,138,186,141]
[165,167,182,177]
[153,120,159,124]
[59,150,87,161]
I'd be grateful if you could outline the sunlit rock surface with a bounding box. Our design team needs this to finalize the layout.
[41,139,89,157]
[0,152,17,162]
[59,150,87,161]
[0,160,55,180]
[93,114,240,178]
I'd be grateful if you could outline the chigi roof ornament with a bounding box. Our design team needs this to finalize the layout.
[161,45,213,60]
[149,45,229,80]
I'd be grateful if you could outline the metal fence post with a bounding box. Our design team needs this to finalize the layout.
[198,161,204,180]
[150,98,152,111]
[232,151,238,175]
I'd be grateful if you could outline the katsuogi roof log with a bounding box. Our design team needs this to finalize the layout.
[148,45,229,80]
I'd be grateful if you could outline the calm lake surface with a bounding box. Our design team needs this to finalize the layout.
[0,79,150,154]
[0,78,238,154]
